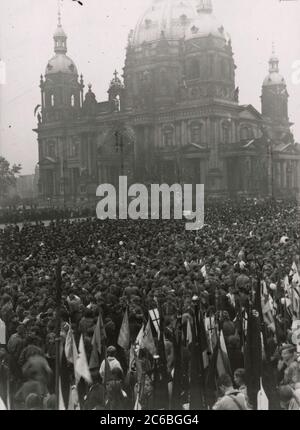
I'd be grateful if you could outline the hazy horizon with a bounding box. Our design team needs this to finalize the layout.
[1,0,300,175]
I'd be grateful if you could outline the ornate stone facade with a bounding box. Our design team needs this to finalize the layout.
[34,0,300,205]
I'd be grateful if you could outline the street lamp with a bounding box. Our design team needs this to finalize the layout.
[267,138,274,199]
[261,125,274,199]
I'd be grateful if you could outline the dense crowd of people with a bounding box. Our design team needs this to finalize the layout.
[0,207,93,225]
[0,199,299,410]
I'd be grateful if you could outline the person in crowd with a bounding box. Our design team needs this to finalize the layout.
[278,344,297,385]
[213,374,249,410]
[105,367,129,410]
[84,371,105,410]
[99,346,123,381]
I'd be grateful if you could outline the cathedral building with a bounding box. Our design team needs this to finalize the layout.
[34,0,300,205]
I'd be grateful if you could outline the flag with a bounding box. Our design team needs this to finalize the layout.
[68,385,80,410]
[134,393,142,410]
[245,309,262,410]
[89,312,106,369]
[186,318,193,346]
[205,330,233,409]
[257,379,269,410]
[291,272,300,318]
[199,313,209,370]
[6,373,10,411]
[216,330,232,377]
[262,294,276,334]
[140,319,156,356]
[201,265,207,279]
[128,344,136,372]
[205,316,217,354]
[59,377,66,411]
[65,325,78,365]
[190,309,208,410]
[0,319,6,344]
[103,353,113,386]
[75,335,92,384]
[118,308,130,350]
[0,396,7,411]
[134,325,145,356]
[153,312,169,410]
[171,317,183,410]
[290,262,299,277]
[149,308,160,337]
[205,341,219,409]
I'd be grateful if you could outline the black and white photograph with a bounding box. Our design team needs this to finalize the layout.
[0,0,300,413]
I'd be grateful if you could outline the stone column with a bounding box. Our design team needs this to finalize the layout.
[283,161,287,189]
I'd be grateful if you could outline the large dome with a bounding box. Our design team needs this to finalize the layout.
[132,0,199,46]
[45,54,78,76]
[131,0,225,46]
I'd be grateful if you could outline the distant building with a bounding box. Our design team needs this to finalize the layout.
[16,173,38,200]
[34,0,300,205]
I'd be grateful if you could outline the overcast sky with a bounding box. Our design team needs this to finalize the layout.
[0,0,300,174]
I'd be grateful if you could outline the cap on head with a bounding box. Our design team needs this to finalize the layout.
[107,345,116,356]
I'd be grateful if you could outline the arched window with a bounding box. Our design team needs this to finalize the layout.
[51,94,55,107]
[71,95,75,107]
[113,94,121,112]
[188,59,200,79]
[190,122,202,144]
[163,127,174,147]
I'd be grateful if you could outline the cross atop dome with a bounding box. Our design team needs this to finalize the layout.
[54,0,67,54]
[57,0,63,27]
[109,70,124,91]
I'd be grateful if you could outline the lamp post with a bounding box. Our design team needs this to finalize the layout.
[190,295,207,410]
[267,138,274,199]
[261,125,274,198]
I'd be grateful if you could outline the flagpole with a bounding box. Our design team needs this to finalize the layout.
[191,296,207,410]
[55,259,62,410]
[255,259,270,362]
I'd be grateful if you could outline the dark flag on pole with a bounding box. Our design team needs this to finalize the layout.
[244,307,262,410]
[205,339,219,409]
[153,308,169,410]
[190,304,208,410]
[89,311,106,370]
[171,314,183,410]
